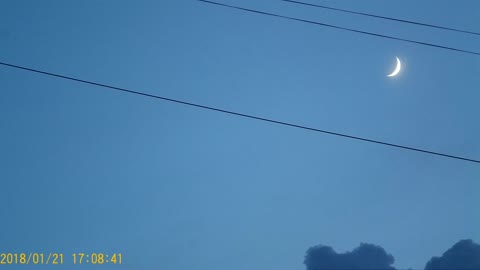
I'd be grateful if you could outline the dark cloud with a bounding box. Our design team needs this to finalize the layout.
[304,243,395,270]
[425,239,480,270]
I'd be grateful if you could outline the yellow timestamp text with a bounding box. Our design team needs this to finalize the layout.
[72,253,123,264]
[0,253,64,265]
[0,252,123,265]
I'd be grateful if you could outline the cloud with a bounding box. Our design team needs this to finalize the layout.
[425,239,480,270]
[304,243,396,270]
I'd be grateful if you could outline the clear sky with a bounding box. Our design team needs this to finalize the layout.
[1,1,479,269]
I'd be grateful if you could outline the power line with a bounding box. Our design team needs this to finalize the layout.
[1,61,479,165]
[195,0,480,56]
[281,0,480,36]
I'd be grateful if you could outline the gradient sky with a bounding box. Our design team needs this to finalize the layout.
[1,1,479,269]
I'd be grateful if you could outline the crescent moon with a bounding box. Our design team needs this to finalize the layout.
[387,57,401,77]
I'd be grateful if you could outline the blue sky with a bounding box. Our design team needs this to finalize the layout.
[1,1,479,269]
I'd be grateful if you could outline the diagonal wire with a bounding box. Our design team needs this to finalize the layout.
[281,0,480,36]
[1,61,479,164]
[195,0,480,56]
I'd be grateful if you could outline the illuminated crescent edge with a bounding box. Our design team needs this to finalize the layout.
[387,57,401,77]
